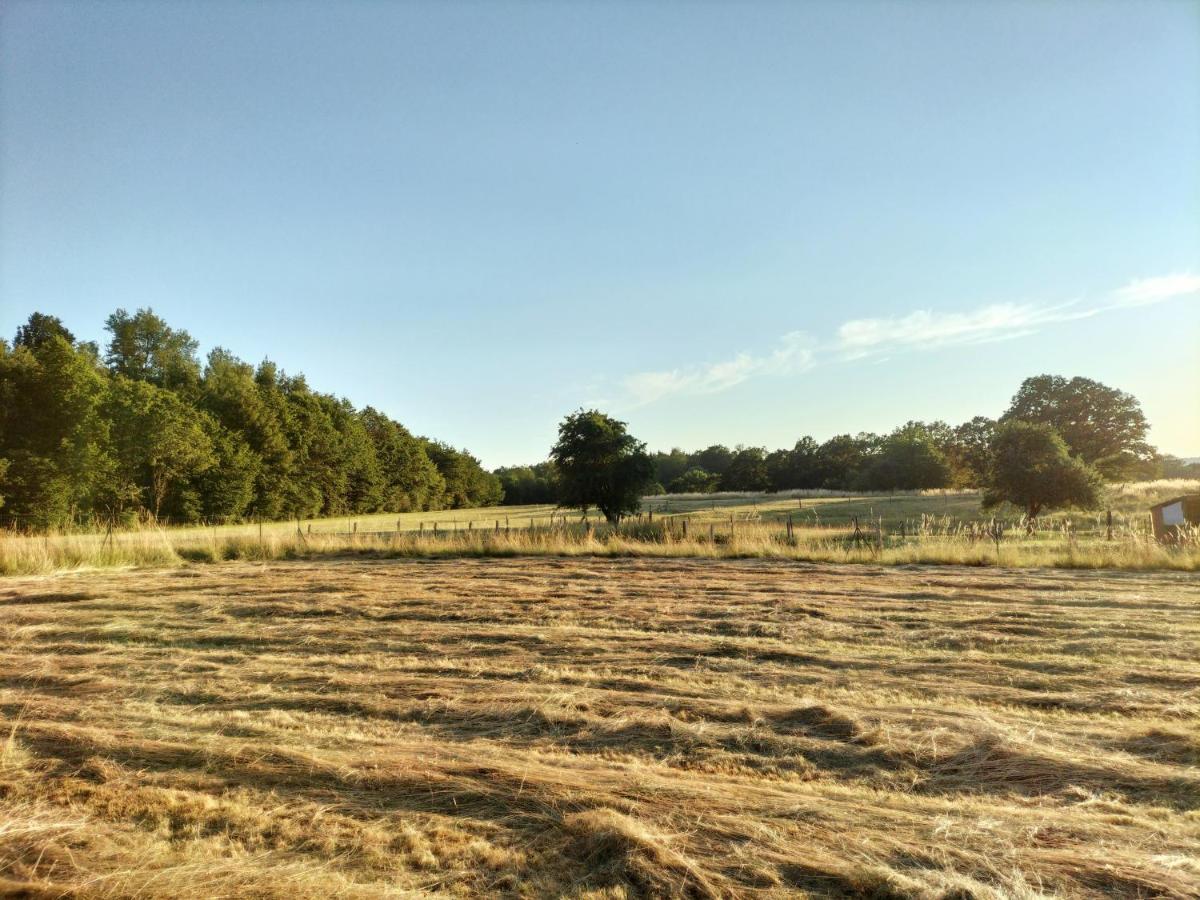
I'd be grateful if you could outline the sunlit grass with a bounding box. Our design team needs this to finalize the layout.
[3,480,1196,577]
[2,557,1197,897]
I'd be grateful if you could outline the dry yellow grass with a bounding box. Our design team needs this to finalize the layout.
[6,479,1199,578]
[1,557,1197,897]
[2,518,1197,577]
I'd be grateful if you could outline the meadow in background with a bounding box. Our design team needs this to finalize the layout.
[3,480,1197,577]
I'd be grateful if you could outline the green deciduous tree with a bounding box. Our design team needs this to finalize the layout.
[104,377,216,519]
[813,433,879,489]
[0,332,109,528]
[982,422,1102,520]
[858,424,952,491]
[495,462,558,505]
[946,416,996,487]
[1002,375,1151,476]
[105,308,202,392]
[14,313,75,351]
[668,467,720,494]
[423,441,503,509]
[361,408,446,511]
[551,410,654,524]
[723,446,771,491]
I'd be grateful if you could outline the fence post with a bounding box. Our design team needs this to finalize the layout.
[709,523,715,543]
[682,518,688,539]
[1106,509,1113,541]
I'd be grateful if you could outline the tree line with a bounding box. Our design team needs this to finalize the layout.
[634,373,1159,496]
[3,307,1185,531]
[0,311,502,529]
[501,374,1178,523]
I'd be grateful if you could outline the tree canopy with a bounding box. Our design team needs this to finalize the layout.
[982,421,1103,519]
[1002,375,1152,478]
[0,310,501,528]
[550,410,654,524]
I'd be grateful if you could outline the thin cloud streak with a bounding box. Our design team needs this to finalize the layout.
[621,331,814,408]
[838,272,1199,358]
[1111,272,1200,307]
[835,300,1090,359]
[614,272,1197,407]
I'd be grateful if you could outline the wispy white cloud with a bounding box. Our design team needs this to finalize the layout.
[835,301,1088,358]
[1111,272,1200,307]
[836,271,1199,359]
[621,331,813,407]
[611,272,1197,407]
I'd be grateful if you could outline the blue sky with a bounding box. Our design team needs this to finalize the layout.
[2,0,1197,466]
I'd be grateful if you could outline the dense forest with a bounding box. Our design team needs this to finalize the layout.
[0,311,501,529]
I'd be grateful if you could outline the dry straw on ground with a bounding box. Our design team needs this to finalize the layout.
[2,557,1197,897]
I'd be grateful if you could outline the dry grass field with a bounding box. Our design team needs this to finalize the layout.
[2,557,1198,898]
[4,481,1198,578]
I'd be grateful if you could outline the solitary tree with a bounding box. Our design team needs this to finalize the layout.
[982,421,1102,520]
[551,410,654,524]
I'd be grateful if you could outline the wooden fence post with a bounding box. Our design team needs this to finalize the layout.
[1106,509,1113,541]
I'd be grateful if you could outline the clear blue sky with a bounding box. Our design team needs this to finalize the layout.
[2,0,1197,466]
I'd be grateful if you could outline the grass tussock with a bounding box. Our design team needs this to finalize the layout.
[0,557,1197,897]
